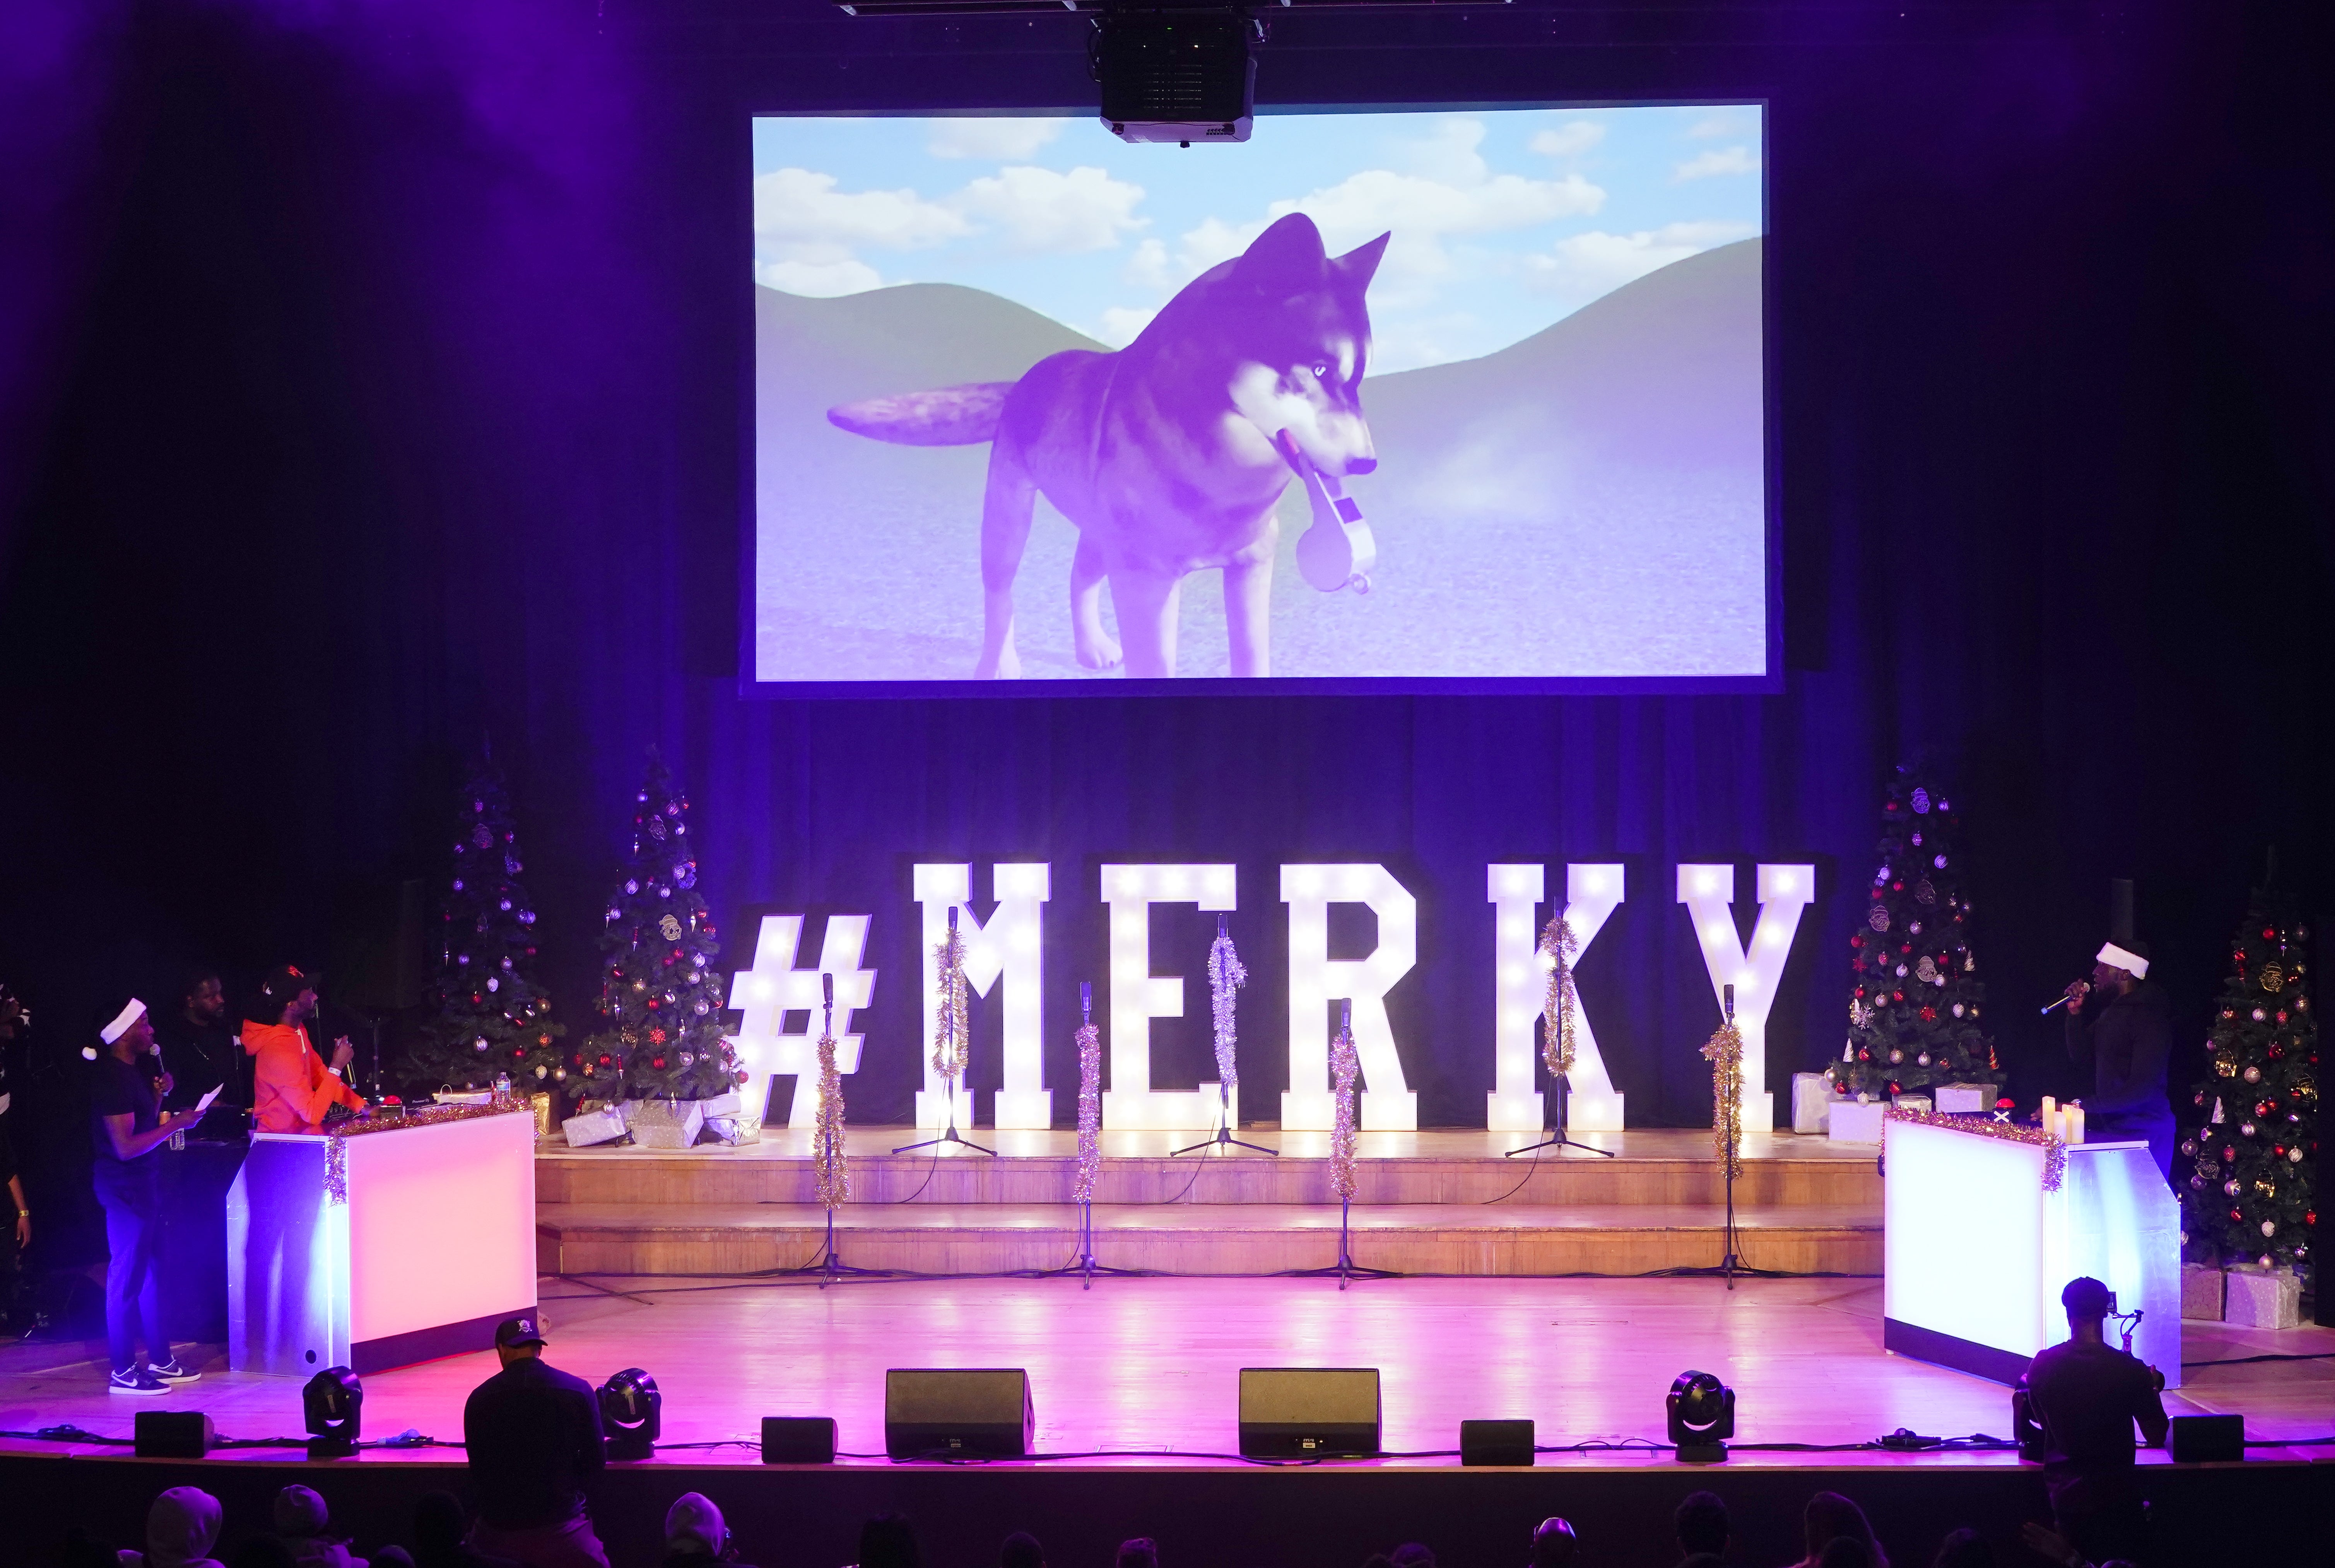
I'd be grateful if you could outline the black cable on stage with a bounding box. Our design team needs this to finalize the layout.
[1480,1136,1545,1205]
[2182,1351,2335,1368]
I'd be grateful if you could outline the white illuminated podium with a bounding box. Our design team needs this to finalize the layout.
[228,1103,536,1375]
[1883,1110,2181,1388]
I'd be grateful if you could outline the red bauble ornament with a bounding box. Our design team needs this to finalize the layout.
[1851,936,1864,948]
[1887,1082,1902,1096]
[652,1057,666,1069]
[1892,991,1905,1002]
[2263,927,2276,940]
[1919,1006,1937,1021]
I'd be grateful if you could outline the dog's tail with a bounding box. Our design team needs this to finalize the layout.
[826,382,1013,446]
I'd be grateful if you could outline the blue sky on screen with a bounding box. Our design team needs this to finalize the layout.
[750,105,1763,373]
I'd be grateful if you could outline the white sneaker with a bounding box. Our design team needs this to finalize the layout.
[108,1367,169,1395]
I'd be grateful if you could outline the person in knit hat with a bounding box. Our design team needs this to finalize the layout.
[118,1488,225,1568]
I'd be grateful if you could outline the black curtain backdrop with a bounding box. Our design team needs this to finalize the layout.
[1,1,2329,1264]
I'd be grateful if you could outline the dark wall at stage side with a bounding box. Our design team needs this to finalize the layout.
[0,1,2330,1257]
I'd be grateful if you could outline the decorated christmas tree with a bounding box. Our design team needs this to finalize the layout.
[2181,892,2316,1270]
[410,757,566,1096]
[574,751,740,1105]
[1830,765,2002,1101]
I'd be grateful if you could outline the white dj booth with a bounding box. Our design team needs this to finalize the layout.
[1882,1110,2181,1387]
[227,1103,536,1375]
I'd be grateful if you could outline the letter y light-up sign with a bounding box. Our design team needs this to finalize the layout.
[1486,864,1626,1132]
[725,915,876,1130]
[1100,864,1237,1130]
[1283,864,1418,1131]
[913,864,1053,1129]
[1677,864,1814,1134]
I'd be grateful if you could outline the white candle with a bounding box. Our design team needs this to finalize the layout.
[2067,1104,2085,1144]
[2041,1096,2057,1138]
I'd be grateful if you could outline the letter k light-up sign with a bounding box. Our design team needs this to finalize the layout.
[1677,863,1814,1134]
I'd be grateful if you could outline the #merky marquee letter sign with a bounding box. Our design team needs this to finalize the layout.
[723,861,1813,1132]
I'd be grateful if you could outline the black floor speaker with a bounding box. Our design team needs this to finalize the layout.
[1238,1367,1380,1457]
[2170,1414,2244,1463]
[133,1411,215,1458]
[1460,1418,1535,1466]
[761,1416,837,1464]
[884,1369,1033,1458]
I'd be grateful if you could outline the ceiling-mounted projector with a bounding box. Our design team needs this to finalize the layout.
[1092,12,1259,145]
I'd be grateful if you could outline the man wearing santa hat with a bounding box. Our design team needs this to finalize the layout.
[2062,940,2175,1179]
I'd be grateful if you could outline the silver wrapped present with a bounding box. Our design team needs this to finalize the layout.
[628,1098,705,1150]
[561,1104,630,1148]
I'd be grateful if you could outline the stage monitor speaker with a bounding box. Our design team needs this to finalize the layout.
[1238,1367,1380,1457]
[133,1411,216,1459]
[2170,1413,2244,1463]
[761,1416,837,1464]
[884,1369,1032,1459]
[1460,1418,1535,1466]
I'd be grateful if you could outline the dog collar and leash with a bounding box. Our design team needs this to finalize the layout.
[1273,428,1377,595]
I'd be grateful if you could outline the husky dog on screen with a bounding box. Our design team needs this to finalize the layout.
[828,213,1389,679]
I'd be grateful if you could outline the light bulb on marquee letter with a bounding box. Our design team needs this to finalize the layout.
[1099,864,1237,1130]
[1676,863,1814,1134]
[1485,864,1626,1132]
[1282,863,1418,1132]
[725,914,875,1130]
[912,864,1052,1130]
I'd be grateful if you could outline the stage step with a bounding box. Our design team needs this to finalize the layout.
[536,1127,1882,1211]
[535,1200,1883,1279]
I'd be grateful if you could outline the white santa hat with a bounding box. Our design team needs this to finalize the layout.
[2096,942,2149,980]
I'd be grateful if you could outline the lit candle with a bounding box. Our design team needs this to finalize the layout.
[2041,1095,2057,1139]
[2067,1104,2085,1144]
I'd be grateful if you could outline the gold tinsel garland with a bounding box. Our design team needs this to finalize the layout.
[814,1021,850,1211]
[1885,1106,2066,1191]
[932,926,970,1085]
[1330,1023,1361,1202]
[1701,1019,1745,1184]
[1538,914,1579,1078]
[1073,1021,1103,1205]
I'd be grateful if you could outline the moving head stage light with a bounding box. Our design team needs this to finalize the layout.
[1667,1369,1735,1464]
[303,1366,363,1459]
[600,1367,662,1461]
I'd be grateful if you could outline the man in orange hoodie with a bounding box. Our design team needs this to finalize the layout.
[243,966,368,1135]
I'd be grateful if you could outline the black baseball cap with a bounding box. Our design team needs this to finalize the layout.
[494,1315,547,1349]
[255,965,320,1011]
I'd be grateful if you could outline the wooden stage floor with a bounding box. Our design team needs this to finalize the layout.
[5,1273,2329,1466]
[536,1126,1888,1277]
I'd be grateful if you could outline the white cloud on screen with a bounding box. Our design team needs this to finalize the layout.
[756,254,885,297]
[753,167,968,248]
[1675,145,1760,181]
[1146,121,1607,311]
[1096,305,1160,347]
[927,117,1065,161]
[1525,220,1757,298]
[1528,121,1607,159]
[954,166,1147,254]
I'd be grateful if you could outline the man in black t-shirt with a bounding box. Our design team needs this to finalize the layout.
[89,998,200,1394]
[462,1315,608,1568]
[2024,1275,2169,1563]
[152,968,248,1125]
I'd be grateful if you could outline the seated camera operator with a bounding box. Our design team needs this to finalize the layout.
[2023,1276,2169,1563]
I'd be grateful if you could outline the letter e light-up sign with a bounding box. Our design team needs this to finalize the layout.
[1099,864,1238,1130]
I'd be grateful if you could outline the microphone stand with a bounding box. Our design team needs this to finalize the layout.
[1174,916,1277,1158]
[894,907,995,1157]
